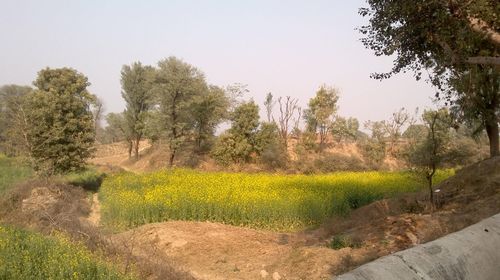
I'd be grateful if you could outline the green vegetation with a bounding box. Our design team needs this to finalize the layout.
[100,169,453,231]
[0,225,134,280]
[61,167,106,192]
[329,235,362,250]
[0,155,32,193]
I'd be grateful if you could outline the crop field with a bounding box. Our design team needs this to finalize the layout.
[0,225,133,280]
[100,169,453,231]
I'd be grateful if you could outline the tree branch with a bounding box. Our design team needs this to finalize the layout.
[467,17,500,48]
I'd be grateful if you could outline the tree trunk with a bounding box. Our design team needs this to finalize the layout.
[168,149,175,167]
[485,120,499,157]
[127,140,132,159]
[134,136,140,161]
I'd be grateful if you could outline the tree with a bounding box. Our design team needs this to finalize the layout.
[382,108,415,155]
[408,109,453,205]
[330,116,359,143]
[264,92,276,122]
[277,96,299,149]
[211,101,260,165]
[447,65,499,157]
[153,57,208,167]
[26,68,96,174]
[304,85,340,151]
[0,85,32,156]
[359,0,499,157]
[191,85,230,153]
[121,62,154,160]
[103,112,130,145]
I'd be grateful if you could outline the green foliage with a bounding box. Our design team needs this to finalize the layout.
[99,169,452,231]
[256,122,288,169]
[0,155,33,194]
[359,139,386,169]
[304,85,339,150]
[0,225,134,280]
[0,85,32,156]
[211,101,261,165]
[211,133,254,166]
[329,235,362,250]
[26,68,96,174]
[121,62,155,159]
[359,0,499,156]
[331,117,359,143]
[153,57,209,166]
[62,168,106,192]
[191,85,230,152]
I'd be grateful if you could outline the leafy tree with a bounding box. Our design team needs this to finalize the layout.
[229,100,260,141]
[103,112,130,145]
[408,109,453,204]
[211,101,260,165]
[0,85,32,156]
[359,0,499,156]
[330,116,359,143]
[26,68,96,174]
[447,65,499,157]
[304,85,340,151]
[153,57,208,167]
[191,85,230,153]
[121,62,154,160]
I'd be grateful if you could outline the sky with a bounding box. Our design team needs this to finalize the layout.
[0,0,439,126]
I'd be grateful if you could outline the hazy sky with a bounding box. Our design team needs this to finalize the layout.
[0,0,439,125]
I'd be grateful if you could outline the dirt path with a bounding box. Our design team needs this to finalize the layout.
[88,193,101,226]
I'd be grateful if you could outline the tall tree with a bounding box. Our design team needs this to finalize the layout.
[191,85,230,152]
[304,85,340,151]
[121,62,154,160]
[359,0,499,157]
[0,85,32,156]
[153,57,208,167]
[26,68,96,174]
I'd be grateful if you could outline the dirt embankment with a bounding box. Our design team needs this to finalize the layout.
[110,157,500,279]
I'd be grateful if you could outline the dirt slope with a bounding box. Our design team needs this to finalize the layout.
[108,157,500,279]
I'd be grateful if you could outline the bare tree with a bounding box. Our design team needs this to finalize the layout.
[277,96,299,148]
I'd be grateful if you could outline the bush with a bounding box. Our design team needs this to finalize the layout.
[329,235,363,250]
[62,168,106,192]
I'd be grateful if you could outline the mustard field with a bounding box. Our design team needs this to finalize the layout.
[0,225,134,280]
[100,169,453,231]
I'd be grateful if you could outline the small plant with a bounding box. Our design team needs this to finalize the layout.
[329,235,363,250]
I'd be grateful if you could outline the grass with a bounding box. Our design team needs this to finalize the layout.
[0,154,33,194]
[61,167,106,192]
[100,169,453,231]
[0,225,135,280]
